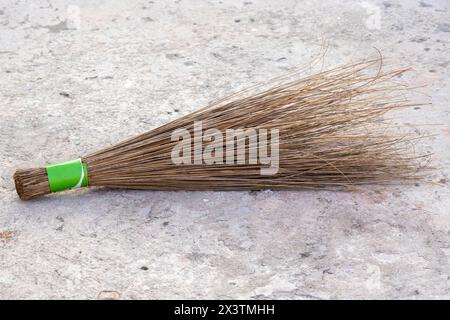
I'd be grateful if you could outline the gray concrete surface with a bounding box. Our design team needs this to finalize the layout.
[0,0,449,299]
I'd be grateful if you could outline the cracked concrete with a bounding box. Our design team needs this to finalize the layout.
[0,0,449,299]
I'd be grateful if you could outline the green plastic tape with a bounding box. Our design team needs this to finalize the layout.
[46,159,89,193]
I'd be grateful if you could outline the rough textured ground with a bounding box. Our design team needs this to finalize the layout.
[0,0,449,299]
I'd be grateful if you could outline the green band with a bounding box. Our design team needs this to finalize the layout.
[46,159,89,193]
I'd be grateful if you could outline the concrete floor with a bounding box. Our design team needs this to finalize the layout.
[0,0,449,299]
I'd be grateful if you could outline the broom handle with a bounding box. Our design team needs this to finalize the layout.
[46,159,89,191]
[13,158,89,200]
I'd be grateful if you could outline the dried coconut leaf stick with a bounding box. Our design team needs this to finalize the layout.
[13,57,429,200]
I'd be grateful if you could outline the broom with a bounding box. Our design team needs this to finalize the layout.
[13,57,428,200]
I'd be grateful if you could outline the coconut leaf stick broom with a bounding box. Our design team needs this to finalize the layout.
[13,57,429,200]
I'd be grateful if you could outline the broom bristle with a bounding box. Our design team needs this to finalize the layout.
[14,57,430,200]
[14,168,50,200]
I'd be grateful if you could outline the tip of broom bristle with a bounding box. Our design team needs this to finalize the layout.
[13,170,28,200]
[13,167,50,201]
